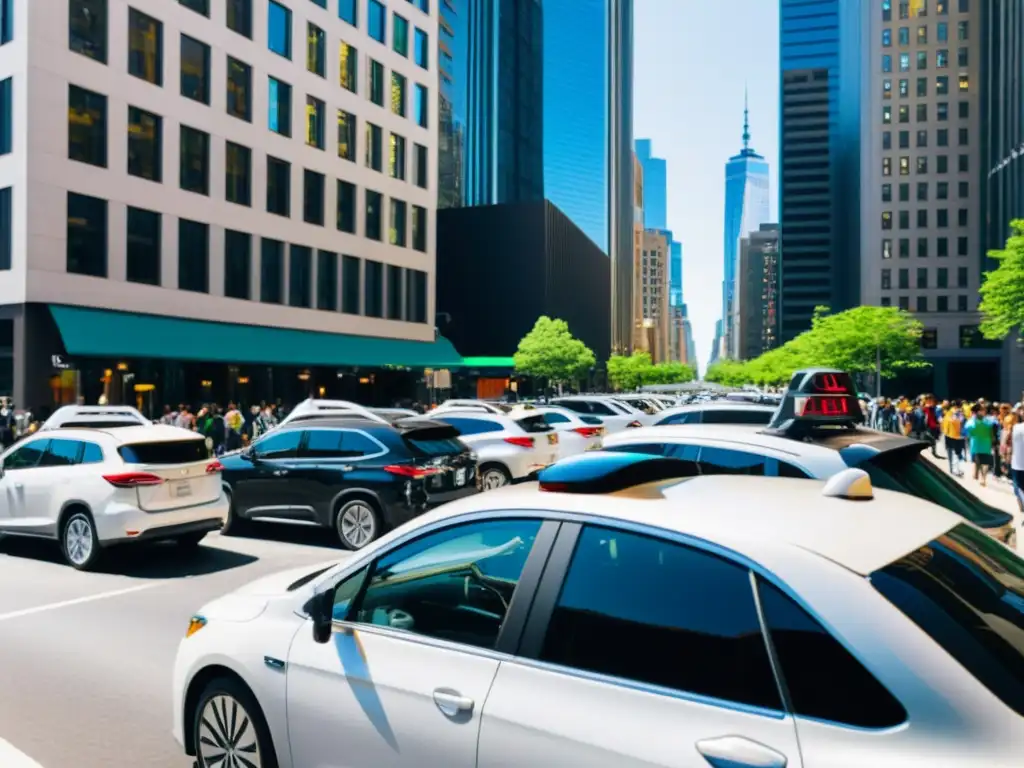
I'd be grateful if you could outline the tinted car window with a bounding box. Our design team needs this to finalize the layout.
[757,577,907,727]
[702,409,773,426]
[119,439,208,464]
[542,412,570,425]
[556,401,591,415]
[603,443,666,456]
[872,523,1024,717]
[81,442,104,464]
[516,415,553,433]
[656,411,700,425]
[579,415,603,426]
[254,430,302,459]
[406,437,465,456]
[697,447,766,475]
[339,430,384,458]
[436,416,503,436]
[4,441,48,469]
[348,519,542,649]
[540,526,782,710]
[302,429,344,458]
[41,439,81,467]
[778,461,812,479]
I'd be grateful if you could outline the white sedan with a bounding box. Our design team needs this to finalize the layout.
[171,452,1024,767]
[506,405,603,457]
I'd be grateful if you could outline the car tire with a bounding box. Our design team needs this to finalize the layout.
[61,509,102,571]
[480,464,511,491]
[192,676,278,768]
[335,497,382,551]
[219,487,246,536]
[175,531,208,549]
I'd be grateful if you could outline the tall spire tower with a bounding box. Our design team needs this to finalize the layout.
[742,86,751,153]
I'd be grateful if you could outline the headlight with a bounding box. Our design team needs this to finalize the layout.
[185,615,207,638]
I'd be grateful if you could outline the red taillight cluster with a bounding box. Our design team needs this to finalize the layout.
[800,396,849,417]
[573,426,602,438]
[103,472,164,488]
[626,420,643,429]
[384,464,441,479]
[504,436,535,448]
[206,461,224,474]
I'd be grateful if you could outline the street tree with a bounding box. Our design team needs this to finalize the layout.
[980,219,1024,340]
[513,316,596,390]
[645,360,697,385]
[608,352,696,389]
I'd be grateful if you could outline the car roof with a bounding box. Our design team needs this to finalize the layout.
[26,424,202,444]
[277,417,392,432]
[424,475,957,576]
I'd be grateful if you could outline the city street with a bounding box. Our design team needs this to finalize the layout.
[0,523,350,768]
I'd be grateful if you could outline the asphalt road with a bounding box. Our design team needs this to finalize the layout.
[0,522,351,768]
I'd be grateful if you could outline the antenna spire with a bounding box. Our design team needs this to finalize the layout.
[742,86,750,152]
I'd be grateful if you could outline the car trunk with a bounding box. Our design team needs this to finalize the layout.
[401,424,478,495]
[115,439,221,512]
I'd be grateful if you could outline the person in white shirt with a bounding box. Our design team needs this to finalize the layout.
[1009,410,1024,512]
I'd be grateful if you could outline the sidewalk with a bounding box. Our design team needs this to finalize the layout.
[923,444,1023,528]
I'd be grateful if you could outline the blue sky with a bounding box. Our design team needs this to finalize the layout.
[634,0,780,369]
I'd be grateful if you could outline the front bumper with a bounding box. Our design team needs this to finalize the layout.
[95,495,229,545]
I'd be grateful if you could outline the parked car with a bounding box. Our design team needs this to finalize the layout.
[551,395,652,432]
[219,417,478,549]
[507,405,604,458]
[653,402,776,426]
[40,405,152,430]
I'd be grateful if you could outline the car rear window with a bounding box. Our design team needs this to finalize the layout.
[435,416,504,435]
[579,415,603,425]
[871,523,1024,716]
[702,410,772,426]
[118,439,208,464]
[516,415,554,433]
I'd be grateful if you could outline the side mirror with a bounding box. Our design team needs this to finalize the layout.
[310,588,334,644]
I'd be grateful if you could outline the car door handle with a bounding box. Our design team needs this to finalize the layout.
[695,736,787,768]
[432,688,474,717]
[272,469,288,476]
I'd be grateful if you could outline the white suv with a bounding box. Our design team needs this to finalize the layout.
[0,425,228,569]
[40,404,151,430]
[552,395,650,432]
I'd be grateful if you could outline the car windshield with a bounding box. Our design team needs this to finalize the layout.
[853,447,1012,528]
[871,522,1024,716]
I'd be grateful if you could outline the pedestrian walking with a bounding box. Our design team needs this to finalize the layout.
[1010,412,1024,513]
[965,404,996,487]
[942,401,965,477]
[224,402,244,452]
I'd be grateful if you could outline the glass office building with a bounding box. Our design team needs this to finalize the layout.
[634,139,666,230]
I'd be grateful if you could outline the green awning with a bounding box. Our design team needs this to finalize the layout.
[49,305,463,368]
[458,356,515,368]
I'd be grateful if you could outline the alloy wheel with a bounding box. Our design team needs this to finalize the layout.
[65,516,94,566]
[482,469,508,490]
[339,503,376,548]
[197,694,262,768]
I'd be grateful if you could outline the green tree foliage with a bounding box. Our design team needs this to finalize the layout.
[980,219,1024,340]
[704,306,927,386]
[513,316,596,386]
[607,352,696,390]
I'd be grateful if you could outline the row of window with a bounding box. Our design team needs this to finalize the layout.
[881,154,971,176]
[880,266,970,290]
[884,74,969,100]
[884,127,969,149]
[66,191,429,322]
[880,295,971,315]
[881,209,971,230]
[882,99,969,124]
[67,88,428,251]
[882,236,970,258]
[882,48,969,74]
[882,181,969,202]
[882,20,969,47]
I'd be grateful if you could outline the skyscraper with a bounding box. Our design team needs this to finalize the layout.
[721,94,770,359]
[609,0,635,354]
[634,139,667,229]
[438,0,468,209]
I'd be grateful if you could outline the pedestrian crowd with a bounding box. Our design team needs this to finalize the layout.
[159,401,287,456]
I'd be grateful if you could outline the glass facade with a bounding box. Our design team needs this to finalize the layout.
[634,139,666,230]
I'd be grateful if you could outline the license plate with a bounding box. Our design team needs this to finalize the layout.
[547,433,559,445]
[455,468,467,487]
[173,481,192,498]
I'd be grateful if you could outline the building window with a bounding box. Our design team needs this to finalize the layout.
[936,75,949,95]
[225,141,251,206]
[268,1,291,58]
[882,157,892,176]
[958,181,968,198]
[938,102,948,120]
[936,49,948,68]
[337,180,356,233]
[916,77,926,97]
[338,109,356,161]
[178,218,208,293]
[937,267,948,288]
[899,296,909,310]
[306,95,325,149]
[917,267,928,289]
[317,250,337,310]
[883,106,891,124]
[957,127,968,146]
[915,296,928,313]
[899,156,910,175]
[260,238,284,303]
[938,208,948,227]
[937,296,948,313]
[414,84,428,127]
[958,154,968,172]
[415,28,429,69]
[958,100,968,118]
[899,52,909,71]
[227,57,252,121]
[883,29,892,46]
[899,238,910,258]
[957,236,968,256]
[307,22,325,77]
[387,264,403,319]
[69,0,107,63]
[390,199,407,246]
[339,0,357,26]
[365,259,383,317]
[917,25,927,44]
[883,54,892,72]
[365,189,382,240]
[179,125,209,195]
[266,156,291,217]
[224,230,251,299]
[916,129,927,147]
[899,28,909,46]
[937,21,947,41]
[957,20,968,40]
[917,237,928,258]
[958,46,968,67]
[0,187,9,269]
[916,157,928,174]
[289,245,312,308]
[899,183,910,201]
[899,130,909,149]
[881,269,892,290]
[937,181,948,199]
[412,204,427,252]
[127,105,161,181]
[369,59,385,106]
[393,13,409,56]
[957,266,968,287]
[898,269,909,290]
[368,0,386,43]
[180,0,209,14]
[68,85,107,168]
[227,0,252,38]
[340,42,357,92]
[899,211,910,229]
[882,239,893,259]
[917,209,928,228]
[957,295,967,312]
[268,76,292,136]
[366,122,383,171]
[884,132,892,150]
[303,169,325,225]
[386,136,407,185]
[898,105,909,123]
[916,51,927,70]
[180,35,210,105]
[67,192,107,277]
[391,72,407,116]
[882,211,893,230]
[411,270,427,322]
[937,128,948,146]
[958,74,969,92]
[938,237,949,257]
[937,155,948,172]
[917,182,928,201]
[0,78,9,155]
[342,255,360,314]
[128,8,162,86]
[126,206,160,285]
[957,208,968,227]
[916,104,927,122]
[414,143,428,188]
[0,0,11,45]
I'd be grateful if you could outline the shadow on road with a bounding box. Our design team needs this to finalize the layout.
[228,520,343,550]
[0,537,258,578]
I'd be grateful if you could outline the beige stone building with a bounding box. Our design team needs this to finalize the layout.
[639,229,670,362]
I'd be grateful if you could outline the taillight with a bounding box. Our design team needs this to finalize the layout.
[205,461,224,474]
[798,396,849,417]
[103,472,164,488]
[384,464,441,478]
[504,436,535,448]
[574,426,602,437]
[626,421,643,428]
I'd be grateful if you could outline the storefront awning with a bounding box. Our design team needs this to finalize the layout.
[48,305,463,368]
[457,356,516,368]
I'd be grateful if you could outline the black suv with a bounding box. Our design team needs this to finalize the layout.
[219,418,478,549]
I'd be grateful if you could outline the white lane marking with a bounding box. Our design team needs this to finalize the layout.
[0,736,45,768]
[0,582,160,623]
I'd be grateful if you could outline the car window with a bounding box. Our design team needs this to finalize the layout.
[340,430,384,458]
[80,442,104,464]
[757,577,907,727]
[254,430,302,459]
[697,447,766,475]
[542,412,570,425]
[345,519,543,650]
[41,439,82,467]
[302,429,344,458]
[4,440,48,470]
[579,415,603,425]
[436,416,504,435]
[606,401,631,414]
[118,439,208,464]
[778,461,812,479]
[871,522,1024,717]
[703,410,773,426]
[516,415,553,433]
[656,411,700,426]
[556,401,591,415]
[540,525,782,710]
